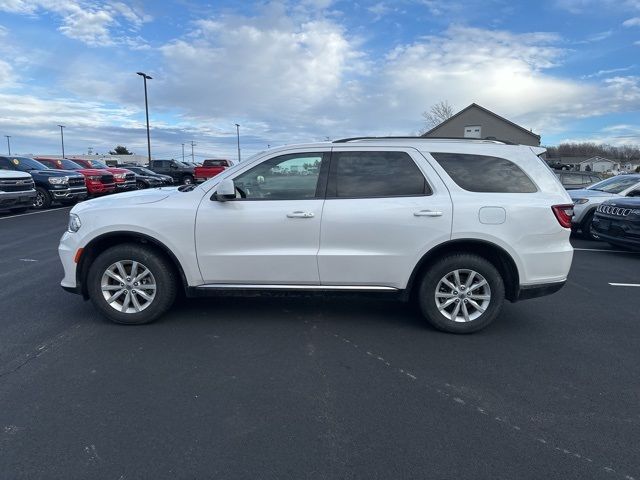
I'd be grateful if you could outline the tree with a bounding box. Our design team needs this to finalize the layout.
[109,145,132,155]
[420,100,455,134]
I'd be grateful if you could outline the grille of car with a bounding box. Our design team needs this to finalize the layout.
[69,177,85,187]
[101,174,114,184]
[597,205,632,217]
[0,178,34,192]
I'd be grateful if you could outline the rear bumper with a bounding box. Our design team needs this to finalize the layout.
[0,189,37,208]
[515,280,566,301]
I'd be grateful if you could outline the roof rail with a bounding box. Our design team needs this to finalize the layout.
[332,136,515,145]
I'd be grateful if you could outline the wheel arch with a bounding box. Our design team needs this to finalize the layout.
[406,239,521,302]
[76,231,189,299]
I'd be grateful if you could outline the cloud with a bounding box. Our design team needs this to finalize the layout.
[0,0,150,46]
[623,17,640,26]
[582,65,635,78]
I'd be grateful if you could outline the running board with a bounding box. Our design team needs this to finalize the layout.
[195,284,398,292]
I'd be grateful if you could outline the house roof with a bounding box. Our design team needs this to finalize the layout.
[578,156,617,164]
[422,103,541,141]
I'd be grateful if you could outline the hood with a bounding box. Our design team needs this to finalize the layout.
[0,170,31,179]
[569,189,619,199]
[601,198,640,208]
[31,169,83,178]
[76,168,112,176]
[73,187,179,212]
[105,167,133,174]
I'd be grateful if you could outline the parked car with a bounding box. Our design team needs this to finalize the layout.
[120,165,173,188]
[71,159,136,192]
[591,198,640,250]
[35,157,115,197]
[555,171,602,190]
[569,174,640,240]
[194,159,234,183]
[0,156,87,209]
[59,138,573,333]
[0,168,37,213]
[148,159,195,185]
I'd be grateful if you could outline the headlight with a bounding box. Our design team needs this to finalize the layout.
[68,213,82,233]
[87,175,100,181]
[114,173,126,180]
[573,198,589,205]
[49,176,69,185]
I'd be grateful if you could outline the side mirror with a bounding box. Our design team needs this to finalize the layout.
[214,178,236,202]
[170,163,178,169]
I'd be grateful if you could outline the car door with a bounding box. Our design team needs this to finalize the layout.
[195,150,329,285]
[318,147,452,288]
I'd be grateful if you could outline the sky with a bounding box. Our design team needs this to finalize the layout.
[0,0,639,160]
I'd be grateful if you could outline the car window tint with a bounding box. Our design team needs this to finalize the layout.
[233,153,324,200]
[331,151,430,198]
[563,174,583,185]
[431,152,537,193]
[0,158,12,170]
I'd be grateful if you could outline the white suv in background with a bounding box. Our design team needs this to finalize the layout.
[58,138,574,333]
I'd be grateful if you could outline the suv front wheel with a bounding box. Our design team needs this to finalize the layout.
[87,244,177,324]
[418,254,505,333]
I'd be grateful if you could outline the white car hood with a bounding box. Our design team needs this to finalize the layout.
[72,187,180,213]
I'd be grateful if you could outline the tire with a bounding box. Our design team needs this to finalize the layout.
[87,243,177,325]
[33,187,51,209]
[182,175,194,185]
[9,207,29,213]
[581,210,599,241]
[417,254,505,334]
[136,180,147,190]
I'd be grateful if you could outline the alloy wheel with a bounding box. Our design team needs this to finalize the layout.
[100,260,157,313]
[34,191,44,208]
[434,269,491,322]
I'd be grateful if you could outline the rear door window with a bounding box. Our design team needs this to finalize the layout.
[431,153,537,193]
[562,174,583,186]
[328,151,430,198]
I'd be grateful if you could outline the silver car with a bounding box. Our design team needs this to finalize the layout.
[569,174,640,239]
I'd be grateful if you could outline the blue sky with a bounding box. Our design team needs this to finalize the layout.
[0,0,639,159]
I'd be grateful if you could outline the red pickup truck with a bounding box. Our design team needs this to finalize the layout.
[35,157,116,197]
[194,159,234,183]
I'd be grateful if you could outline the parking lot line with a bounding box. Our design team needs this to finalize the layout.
[0,206,71,221]
[608,283,640,287]
[574,248,640,254]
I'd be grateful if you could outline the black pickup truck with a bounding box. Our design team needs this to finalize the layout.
[148,159,195,185]
[0,156,87,209]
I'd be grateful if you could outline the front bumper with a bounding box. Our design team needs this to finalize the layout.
[115,181,137,191]
[87,183,115,195]
[0,189,37,208]
[59,230,80,290]
[592,215,640,250]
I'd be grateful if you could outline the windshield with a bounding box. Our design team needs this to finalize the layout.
[57,159,84,170]
[10,157,49,171]
[84,159,108,168]
[587,176,640,194]
[138,167,157,175]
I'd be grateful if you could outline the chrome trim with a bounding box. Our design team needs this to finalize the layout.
[196,284,398,291]
[597,205,632,217]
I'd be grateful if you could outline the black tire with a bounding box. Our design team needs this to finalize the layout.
[182,175,194,185]
[9,207,29,213]
[33,187,51,209]
[87,243,177,325]
[136,180,147,190]
[581,210,599,241]
[417,254,505,334]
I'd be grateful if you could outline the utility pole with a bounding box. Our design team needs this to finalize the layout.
[5,135,10,155]
[181,143,185,162]
[57,125,65,159]
[235,123,241,162]
[88,147,93,155]
[136,72,153,162]
[190,141,196,162]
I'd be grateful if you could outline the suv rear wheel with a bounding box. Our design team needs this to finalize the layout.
[418,254,505,333]
[87,244,177,325]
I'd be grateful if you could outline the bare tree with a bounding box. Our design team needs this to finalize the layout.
[420,101,455,134]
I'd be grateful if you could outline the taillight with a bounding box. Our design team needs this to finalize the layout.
[552,204,574,228]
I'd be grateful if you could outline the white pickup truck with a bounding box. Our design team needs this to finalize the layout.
[0,168,37,213]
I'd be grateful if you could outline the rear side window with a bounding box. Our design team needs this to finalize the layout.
[563,174,583,186]
[329,151,431,198]
[431,152,537,193]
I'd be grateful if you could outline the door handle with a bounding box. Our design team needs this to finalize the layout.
[287,211,315,218]
[414,210,443,217]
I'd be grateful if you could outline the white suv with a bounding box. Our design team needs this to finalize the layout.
[58,138,574,333]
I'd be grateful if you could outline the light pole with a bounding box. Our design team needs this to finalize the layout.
[235,123,241,162]
[181,143,185,162]
[136,71,153,162]
[5,135,10,155]
[190,141,196,162]
[57,125,65,159]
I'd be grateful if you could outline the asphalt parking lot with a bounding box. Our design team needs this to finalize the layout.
[1,207,639,480]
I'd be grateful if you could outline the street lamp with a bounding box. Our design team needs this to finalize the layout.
[182,143,185,162]
[57,125,65,159]
[4,135,10,155]
[235,123,241,162]
[136,71,153,162]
